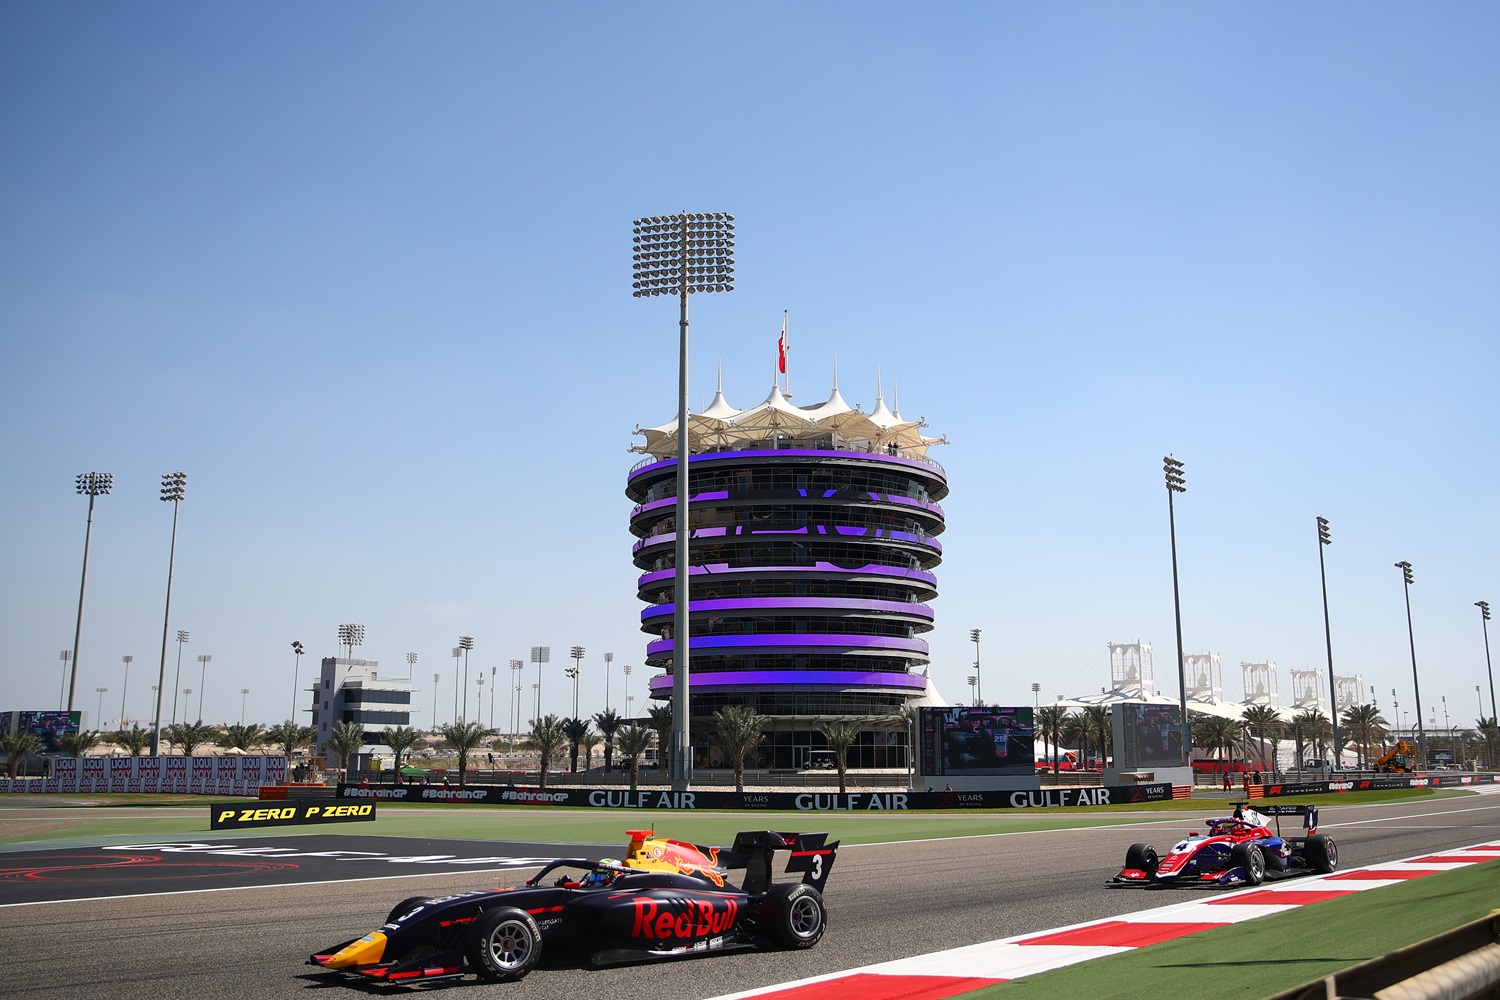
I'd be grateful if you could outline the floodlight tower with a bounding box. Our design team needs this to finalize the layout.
[1316,516,1340,768]
[970,629,982,705]
[568,646,585,719]
[1163,455,1190,767]
[150,471,186,755]
[457,636,475,722]
[1478,602,1495,725]
[632,210,736,792]
[1395,561,1427,766]
[120,655,132,727]
[290,641,305,722]
[339,624,365,660]
[530,646,550,722]
[68,472,113,713]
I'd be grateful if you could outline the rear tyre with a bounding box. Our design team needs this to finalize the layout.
[1230,843,1266,886]
[465,906,542,982]
[1124,843,1159,878]
[1303,835,1338,873]
[384,896,431,924]
[765,882,826,949]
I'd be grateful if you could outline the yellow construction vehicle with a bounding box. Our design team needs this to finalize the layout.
[1374,739,1416,773]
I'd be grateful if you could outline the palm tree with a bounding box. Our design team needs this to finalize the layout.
[218,723,264,752]
[439,720,496,788]
[265,720,314,762]
[1194,715,1243,769]
[1340,704,1385,769]
[816,720,861,794]
[328,720,366,778]
[529,715,568,790]
[58,730,102,758]
[647,703,674,775]
[712,705,764,793]
[381,726,424,784]
[1289,710,1320,776]
[1475,716,1498,770]
[115,725,151,757]
[1296,710,1332,766]
[1082,707,1113,764]
[1061,712,1090,766]
[1241,705,1284,773]
[616,724,654,792]
[1036,706,1067,772]
[165,721,218,756]
[593,708,623,771]
[562,717,591,773]
[0,731,42,778]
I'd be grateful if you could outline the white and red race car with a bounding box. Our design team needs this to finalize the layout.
[1112,803,1338,888]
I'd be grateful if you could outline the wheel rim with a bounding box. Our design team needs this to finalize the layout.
[1249,851,1264,880]
[485,919,534,969]
[789,895,822,938]
[1325,841,1338,868]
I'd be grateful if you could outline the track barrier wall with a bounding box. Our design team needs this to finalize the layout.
[0,755,286,795]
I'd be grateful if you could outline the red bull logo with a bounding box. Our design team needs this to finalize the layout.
[630,896,738,940]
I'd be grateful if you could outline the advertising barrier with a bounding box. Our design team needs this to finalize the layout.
[335,782,1175,810]
[0,755,287,795]
[1257,772,1499,797]
[209,800,377,830]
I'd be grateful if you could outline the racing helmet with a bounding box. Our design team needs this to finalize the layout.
[581,860,621,887]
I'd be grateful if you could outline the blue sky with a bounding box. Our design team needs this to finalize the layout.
[2,3,1496,735]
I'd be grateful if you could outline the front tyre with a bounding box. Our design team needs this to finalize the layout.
[765,883,826,949]
[1303,834,1338,873]
[1124,843,1159,879]
[465,906,542,982]
[1230,843,1266,886]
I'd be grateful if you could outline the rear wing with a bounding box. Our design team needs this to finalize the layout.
[728,831,840,894]
[1232,801,1320,835]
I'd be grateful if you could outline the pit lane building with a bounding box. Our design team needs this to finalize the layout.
[627,376,947,771]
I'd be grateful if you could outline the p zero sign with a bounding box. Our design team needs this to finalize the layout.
[209,801,377,830]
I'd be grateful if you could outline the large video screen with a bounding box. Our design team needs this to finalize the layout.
[919,706,1035,776]
[1118,703,1183,767]
[16,711,81,753]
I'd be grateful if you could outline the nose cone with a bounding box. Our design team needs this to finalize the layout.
[323,931,387,969]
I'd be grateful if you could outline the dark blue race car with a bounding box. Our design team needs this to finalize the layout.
[1112,802,1338,888]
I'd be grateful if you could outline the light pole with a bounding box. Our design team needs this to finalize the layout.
[458,636,475,722]
[195,654,212,722]
[1478,602,1495,725]
[240,688,250,726]
[95,687,108,726]
[432,673,441,730]
[476,674,485,727]
[569,646,585,719]
[451,647,461,724]
[290,641,305,723]
[1316,516,1340,769]
[967,674,977,704]
[68,471,113,713]
[604,651,614,713]
[57,650,70,710]
[490,666,497,729]
[1031,682,1040,714]
[150,471,186,756]
[633,210,736,793]
[1164,455,1191,767]
[169,629,189,731]
[509,659,523,746]
[623,665,632,717]
[1395,561,1427,767]
[406,652,418,681]
[531,646,550,722]
[338,623,365,660]
[969,629,982,705]
[120,656,132,728]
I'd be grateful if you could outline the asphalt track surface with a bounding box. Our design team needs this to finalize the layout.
[0,794,1496,1000]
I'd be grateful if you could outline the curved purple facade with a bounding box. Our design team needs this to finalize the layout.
[626,434,947,771]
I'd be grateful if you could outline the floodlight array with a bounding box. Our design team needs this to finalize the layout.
[632,212,735,297]
[76,472,114,496]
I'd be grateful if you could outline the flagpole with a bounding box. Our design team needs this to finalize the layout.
[783,309,791,398]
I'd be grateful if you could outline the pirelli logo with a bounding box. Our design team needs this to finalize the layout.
[209,801,377,830]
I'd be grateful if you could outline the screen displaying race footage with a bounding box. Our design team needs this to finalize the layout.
[13,711,82,753]
[1117,703,1184,767]
[919,706,1035,776]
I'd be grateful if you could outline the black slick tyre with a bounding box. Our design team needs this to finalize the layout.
[1230,843,1266,886]
[1124,843,1159,879]
[765,883,826,949]
[1303,834,1338,873]
[464,906,542,982]
[384,896,431,924]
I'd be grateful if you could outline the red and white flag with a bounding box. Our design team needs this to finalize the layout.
[777,312,788,374]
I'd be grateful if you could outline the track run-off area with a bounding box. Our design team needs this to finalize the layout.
[0,789,1496,1000]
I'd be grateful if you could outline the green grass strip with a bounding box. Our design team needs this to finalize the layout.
[964,859,1500,999]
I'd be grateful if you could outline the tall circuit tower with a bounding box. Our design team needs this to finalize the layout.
[627,375,947,771]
